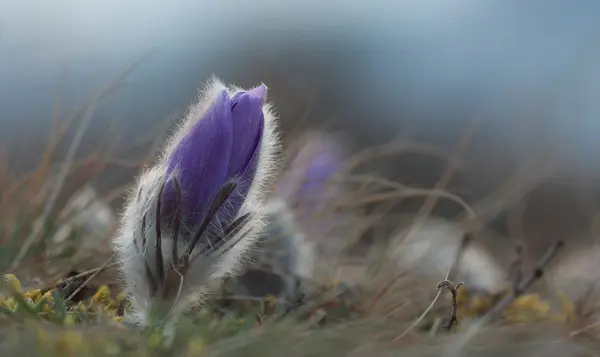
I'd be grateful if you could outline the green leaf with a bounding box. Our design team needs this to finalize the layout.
[12,293,38,317]
[31,296,48,314]
[52,291,68,319]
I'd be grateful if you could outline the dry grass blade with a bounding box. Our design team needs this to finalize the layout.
[66,256,113,302]
[41,261,119,293]
[570,321,600,337]
[392,118,479,342]
[9,100,97,271]
[339,138,463,176]
[336,174,475,217]
[459,157,556,233]
[406,118,479,230]
[8,53,154,272]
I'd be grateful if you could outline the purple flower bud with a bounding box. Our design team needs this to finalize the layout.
[113,77,281,328]
[163,85,267,231]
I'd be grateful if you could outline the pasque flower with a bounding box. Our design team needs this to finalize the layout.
[113,77,280,327]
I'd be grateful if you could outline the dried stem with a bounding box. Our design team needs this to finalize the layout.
[392,233,472,341]
[41,261,118,293]
[446,240,565,356]
[512,240,564,296]
[437,280,464,331]
[507,244,523,293]
[66,256,113,302]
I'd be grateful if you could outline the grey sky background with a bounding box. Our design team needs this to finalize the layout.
[1,0,599,170]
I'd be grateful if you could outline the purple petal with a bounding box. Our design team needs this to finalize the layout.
[230,91,245,108]
[163,90,233,227]
[214,85,266,221]
[224,119,263,223]
[227,85,266,178]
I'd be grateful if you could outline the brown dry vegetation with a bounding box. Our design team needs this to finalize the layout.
[0,64,599,357]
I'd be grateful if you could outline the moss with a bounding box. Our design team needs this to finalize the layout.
[503,293,551,323]
[0,274,126,325]
[0,273,588,356]
[456,285,579,328]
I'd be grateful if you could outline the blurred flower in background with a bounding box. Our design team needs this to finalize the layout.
[231,130,354,299]
[275,131,346,212]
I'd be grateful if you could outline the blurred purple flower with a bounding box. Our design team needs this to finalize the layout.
[299,148,342,196]
[163,84,267,230]
[277,132,345,209]
[270,132,350,261]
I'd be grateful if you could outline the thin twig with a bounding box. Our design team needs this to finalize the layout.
[66,256,113,301]
[365,274,406,312]
[43,261,119,292]
[507,244,523,293]
[446,240,564,357]
[392,233,472,341]
[437,280,464,331]
[570,321,600,337]
[428,318,443,337]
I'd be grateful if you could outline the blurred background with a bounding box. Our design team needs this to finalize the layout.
[1,0,600,295]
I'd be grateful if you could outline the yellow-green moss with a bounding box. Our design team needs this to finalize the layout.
[457,285,579,326]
